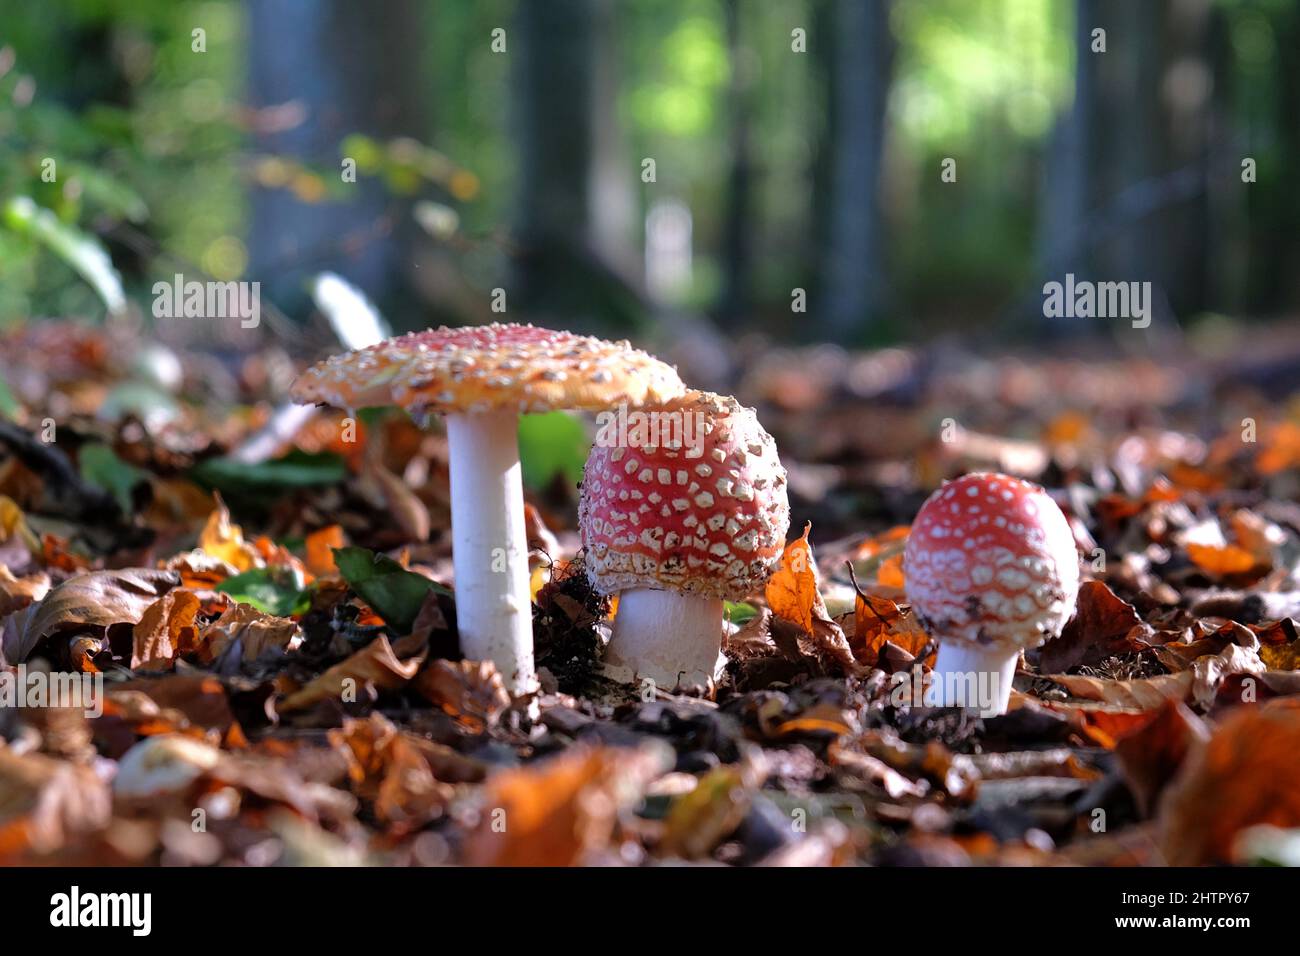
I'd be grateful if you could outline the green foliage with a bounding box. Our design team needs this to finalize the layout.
[78,442,145,513]
[333,546,450,634]
[190,451,348,495]
[216,568,311,617]
[725,601,758,627]
[518,411,590,490]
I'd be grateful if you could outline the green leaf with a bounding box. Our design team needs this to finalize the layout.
[725,602,759,627]
[216,568,310,617]
[191,450,347,494]
[79,443,145,514]
[0,378,20,420]
[2,196,126,315]
[333,546,450,633]
[518,411,590,490]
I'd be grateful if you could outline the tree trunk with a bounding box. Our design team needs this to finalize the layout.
[246,0,427,319]
[818,0,893,342]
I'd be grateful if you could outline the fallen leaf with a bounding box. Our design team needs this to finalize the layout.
[1158,702,1300,864]
[0,495,39,554]
[1,568,180,665]
[333,546,449,633]
[201,602,301,663]
[852,591,931,666]
[414,659,511,732]
[1114,700,1211,817]
[131,589,202,670]
[1044,670,1193,710]
[278,634,425,713]
[198,494,260,572]
[0,566,50,618]
[304,525,345,577]
[0,748,111,859]
[1039,580,1150,674]
[463,743,670,866]
[766,523,859,674]
[329,713,455,832]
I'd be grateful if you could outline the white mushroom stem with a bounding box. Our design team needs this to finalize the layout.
[603,588,726,690]
[929,641,1019,717]
[445,410,535,696]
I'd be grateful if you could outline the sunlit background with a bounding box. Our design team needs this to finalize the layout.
[0,0,1297,346]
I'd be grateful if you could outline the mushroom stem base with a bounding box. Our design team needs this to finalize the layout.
[446,410,535,696]
[930,642,1019,716]
[603,589,725,691]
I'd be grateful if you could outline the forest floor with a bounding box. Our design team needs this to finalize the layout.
[2,319,1300,866]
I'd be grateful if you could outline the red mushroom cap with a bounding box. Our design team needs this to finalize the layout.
[580,391,790,600]
[903,472,1079,650]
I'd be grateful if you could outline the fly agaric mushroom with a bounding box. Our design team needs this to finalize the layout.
[292,324,686,695]
[903,472,1080,716]
[579,390,790,689]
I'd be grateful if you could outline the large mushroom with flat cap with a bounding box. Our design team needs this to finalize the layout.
[579,390,790,689]
[292,323,686,695]
[903,471,1080,716]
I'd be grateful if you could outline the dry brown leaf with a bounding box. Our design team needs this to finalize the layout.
[109,674,237,733]
[829,745,928,799]
[1,568,180,666]
[413,659,511,732]
[1039,580,1150,674]
[0,566,50,619]
[463,744,670,866]
[201,602,300,664]
[162,550,238,590]
[1045,670,1193,710]
[278,634,424,713]
[1186,542,1260,578]
[0,748,111,859]
[329,713,454,832]
[131,589,202,670]
[1158,702,1300,865]
[852,591,931,666]
[1190,643,1266,709]
[1114,700,1210,818]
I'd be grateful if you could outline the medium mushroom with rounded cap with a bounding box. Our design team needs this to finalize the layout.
[292,323,686,695]
[579,390,790,689]
[903,471,1080,716]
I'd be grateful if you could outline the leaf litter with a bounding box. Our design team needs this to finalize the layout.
[1,324,1300,865]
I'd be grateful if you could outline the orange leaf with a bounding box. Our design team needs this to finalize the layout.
[1158,702,1300,864]
[766,523,818,634]
[131,589,202,670]
[1185,543,1258,577]
[199,494,260,572]
[304,525,345,577]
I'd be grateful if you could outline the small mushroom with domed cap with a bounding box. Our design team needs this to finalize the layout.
[579,390,790,690]
[903,471,1080,716]
[292,323,686,696]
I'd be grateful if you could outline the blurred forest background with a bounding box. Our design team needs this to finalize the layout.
[0,0,1297,348]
